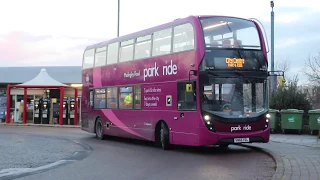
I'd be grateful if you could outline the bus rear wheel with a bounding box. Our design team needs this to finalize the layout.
[160,122,171,150]
[95,118,105,140]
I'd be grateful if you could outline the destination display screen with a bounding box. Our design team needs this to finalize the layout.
[201,49,267,71]
[225,58,245,68]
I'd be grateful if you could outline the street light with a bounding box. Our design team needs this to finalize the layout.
[117,0,120,37]
[270,0,275,92]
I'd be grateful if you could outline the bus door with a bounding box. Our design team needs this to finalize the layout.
[177,81,198,129]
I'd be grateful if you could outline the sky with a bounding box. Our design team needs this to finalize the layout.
[0,0,319,84]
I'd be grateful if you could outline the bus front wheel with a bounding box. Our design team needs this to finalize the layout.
[95,118,105,140]
[160,122,172,150]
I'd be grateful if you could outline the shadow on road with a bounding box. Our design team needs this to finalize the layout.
[83,134,257,156]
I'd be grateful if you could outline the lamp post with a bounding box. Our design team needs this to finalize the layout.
[317,117,320,138]
[117,0,120,37]
[270,0,275,92]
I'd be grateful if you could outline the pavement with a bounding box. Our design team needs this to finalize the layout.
[0,130,92,179]
[270,134,320,148]
[247,134,320,180]
[0,122,81,128]
[0,133,83,171]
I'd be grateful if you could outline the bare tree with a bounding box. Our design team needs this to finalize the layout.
[303,51,320,85]
[275,57,291,73]
[272,58,291,89]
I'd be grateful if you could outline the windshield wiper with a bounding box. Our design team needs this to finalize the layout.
[207,71,219,77]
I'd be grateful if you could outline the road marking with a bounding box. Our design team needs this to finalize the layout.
[0,160,75,179]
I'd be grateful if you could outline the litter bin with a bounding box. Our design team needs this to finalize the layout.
[308,109,320,135]
[280,109,304,134]
[268,109,279,133]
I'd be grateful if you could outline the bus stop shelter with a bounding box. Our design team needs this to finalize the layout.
[5,68,79,125]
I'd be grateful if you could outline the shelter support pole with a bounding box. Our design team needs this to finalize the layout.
[23,88,27,124]
[6,85,11,123]
[59,87,64,125]
[74,88,78,125]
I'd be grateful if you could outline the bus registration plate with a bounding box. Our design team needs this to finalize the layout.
[234,138,250,143]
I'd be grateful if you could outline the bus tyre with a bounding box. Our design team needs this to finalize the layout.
[160,122,171,150]
[95,118,105,140]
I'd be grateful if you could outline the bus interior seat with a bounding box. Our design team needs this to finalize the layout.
[222,39,231,47]
[211,40,219,47]
[110,102,117,108]
[108,98,117,108]
[233,40,242,47]
[135,104,141,109]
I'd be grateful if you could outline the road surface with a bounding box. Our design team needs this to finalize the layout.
[0,126,275,180]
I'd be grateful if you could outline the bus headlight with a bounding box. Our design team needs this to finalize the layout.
[203,114,215,131]
[266,113,271,118]
[204,115,211,121]
[265,114,270,129]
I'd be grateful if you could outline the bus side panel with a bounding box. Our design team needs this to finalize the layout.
[81,68,94,133]
[97,109,200,145]
[99,109,153,141]
[82,110,96,133]
[81,111,90,132]
[99,81,200,143]
[169,111,200,146]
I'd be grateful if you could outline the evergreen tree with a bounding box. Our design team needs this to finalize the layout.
[270,75,312,112]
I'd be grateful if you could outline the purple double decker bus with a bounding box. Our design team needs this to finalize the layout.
[81,15,272,150]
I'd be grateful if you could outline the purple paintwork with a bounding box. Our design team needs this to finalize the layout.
[81,15,270,147]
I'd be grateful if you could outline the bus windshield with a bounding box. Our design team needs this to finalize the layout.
[200,17,261,50]
[200,75,267,118]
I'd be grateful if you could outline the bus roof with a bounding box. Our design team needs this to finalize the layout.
[84,15,252,50]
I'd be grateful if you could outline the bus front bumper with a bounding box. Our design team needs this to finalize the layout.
[198,126,270,146]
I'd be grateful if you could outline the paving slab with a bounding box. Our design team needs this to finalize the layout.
[246,134,320,180]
